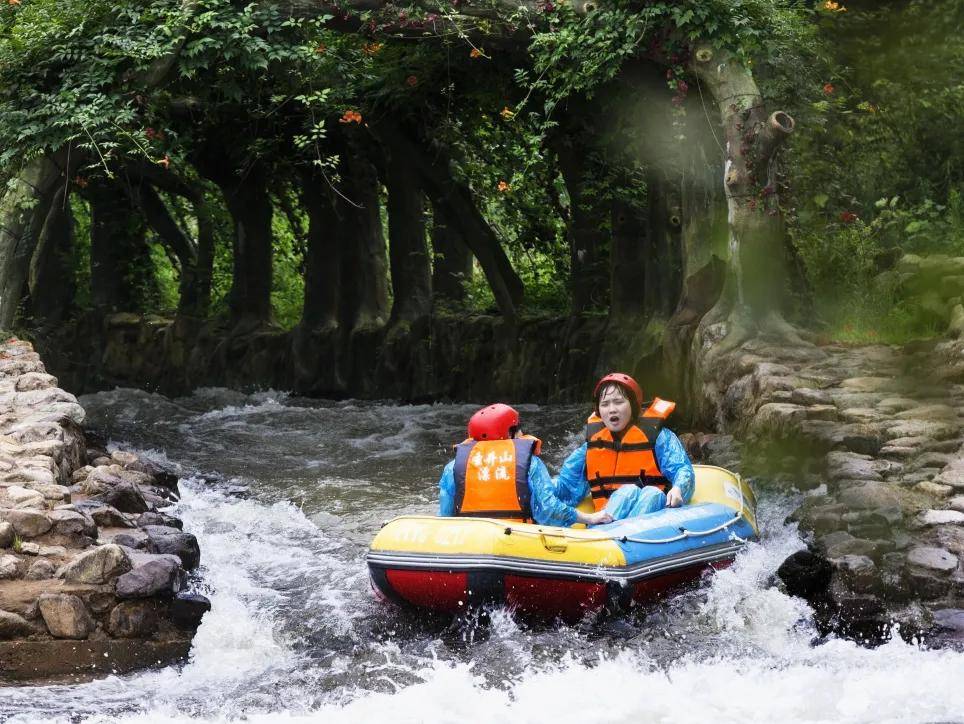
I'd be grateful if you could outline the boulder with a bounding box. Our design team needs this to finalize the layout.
[950,496,964,513]
[776,550,833,600]
[88,504,135,529]
[832,554,877,592]
[913,481,953,498]
[0,554,21,579]
[826,452,895,482]
[95,481,149,514]
[38,593,95,639]
[791,388,833,406]
[136,511,183,530]
[0,610,34,639]
[146,529,200,570]
[115,557,183,599]
[5,485,46,508]
[25,558,56,580]
[110,450,140,468]
[170,592,212,630]
[919,509,964,526]
[61,544,132,584]
[906,546,958,572]
[108,600,159,638]
[0,509,51,538]
[838,482,902,511]
[47,508,97,537]
[112,533,147,549]
[0,520,13,547]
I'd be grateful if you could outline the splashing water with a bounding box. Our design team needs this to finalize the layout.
[2,390,962,723]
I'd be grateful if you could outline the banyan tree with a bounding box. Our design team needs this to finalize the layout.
[0,0,803,406]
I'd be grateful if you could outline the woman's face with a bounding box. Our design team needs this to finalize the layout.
[598,385,632,434]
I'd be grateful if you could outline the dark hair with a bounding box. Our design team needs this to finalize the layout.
[594,382,640,421]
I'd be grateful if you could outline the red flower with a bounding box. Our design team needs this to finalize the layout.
[823,83,835,95]
[839,211,858,223]
[405,75,418,87]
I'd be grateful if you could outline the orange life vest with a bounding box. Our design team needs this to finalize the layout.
[453,436,542,522]
[584,398,676,511]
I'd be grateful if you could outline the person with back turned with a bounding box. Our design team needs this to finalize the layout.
[553,372,696,519]
[438,403,612,527]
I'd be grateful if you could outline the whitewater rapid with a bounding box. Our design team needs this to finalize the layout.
[1,390,961,723]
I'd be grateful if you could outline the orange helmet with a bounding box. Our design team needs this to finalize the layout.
[593,372,643,408]
[467,403,520,441]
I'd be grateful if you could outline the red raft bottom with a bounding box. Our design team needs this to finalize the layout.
[376,560,733,621]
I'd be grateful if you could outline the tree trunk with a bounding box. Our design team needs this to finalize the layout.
[609,197,647,321]
[689,45,795,328]
[131,183,206,317]
[298,169,341,332]
[0,152,68,329]
[384,145,432,324]
[374,122,522,319]
[28,186,76,329]
[335,146,389,332]
[222,167,274,327]
[644,168,683,319]
[85,176,154,314]
[430,198,473,305]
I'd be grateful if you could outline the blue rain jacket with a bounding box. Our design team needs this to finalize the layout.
[554,428,696,520]
[438,455,580,527]
[438,428,694,527]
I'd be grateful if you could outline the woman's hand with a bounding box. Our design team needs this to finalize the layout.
[577,509,613,526]
[666,487,683,508]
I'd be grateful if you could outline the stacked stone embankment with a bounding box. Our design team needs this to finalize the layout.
[690,317,964,642]
[0,338,209,682]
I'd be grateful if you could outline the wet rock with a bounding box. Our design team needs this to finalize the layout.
[0,520,13,547]
[826,536,886,560]
[791,388,833,406]
[840,377,897,393]
[777,550,833,600]
[749,403,807,438]
[839,408,881,425]
[110,450,140,468]
[95,481,149,514]
[932,608,964,640]
[115,557,183,599]
[827,452,894,482]
[61,544,132,584]
[112,533,147,549]
[876,397,919,414]
[907,546,958,572]
[38,593,94,639]
[833,555,877,592]
[885,419,958,442]
[935,467,964,490]
[806,404,840,422]
[88,504,136,529]
[136,511,183,530]
[25,558,56,580]
[0,610,34,639]
[949,496,964,513]
[919,509,964,526]
[0,509,51,538]
[170,592,211,630]
[838,482,902,511]
[0,554,21,579]
[894,404,957,421]
[108,600,159,638]
[145,529,200,570]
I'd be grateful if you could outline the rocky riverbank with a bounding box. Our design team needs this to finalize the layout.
[689,317,964,643]
[0,338,209,682]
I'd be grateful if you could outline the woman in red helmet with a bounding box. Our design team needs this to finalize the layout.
[438,403,613,527]
[553,373,695,520]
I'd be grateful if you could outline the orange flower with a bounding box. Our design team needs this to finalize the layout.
[497,180,511,192]
[158,155,171,169]
[822,0,846,11]
[469,48,483,59]
[500,106,515,120]
[72,176,88,188]
[362,42,383,56]
[314,44,327,55]
[405,75,418,87]
[823,82,835,95]
[7,0,21,6]
[339,110,362,124]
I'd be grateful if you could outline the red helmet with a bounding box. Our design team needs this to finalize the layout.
[467,403,520,441]
[593,372,643,408]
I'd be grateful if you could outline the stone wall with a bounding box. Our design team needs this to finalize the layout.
[691,320,964,642]
[0,338,209,682]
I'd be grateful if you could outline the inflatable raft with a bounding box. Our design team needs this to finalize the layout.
[368,465,757,620]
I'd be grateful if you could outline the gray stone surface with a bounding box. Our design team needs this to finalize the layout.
[108,601,159,638]
[907,546,959,572]
[38,593,95,639]
[0,610,34,639]
[115,557,183,599]
[61,544,132,584]
[0,509,51,538]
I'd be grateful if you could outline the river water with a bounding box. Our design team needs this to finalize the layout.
[1,388,963,723]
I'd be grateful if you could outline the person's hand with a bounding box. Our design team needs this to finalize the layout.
[579,510,613,526]
[666,487,683,508]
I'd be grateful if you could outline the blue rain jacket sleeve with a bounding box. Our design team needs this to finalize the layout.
[437,456,578,527]
[438,460,456,516]
[554,444,591,506]
[655,428,695,503]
